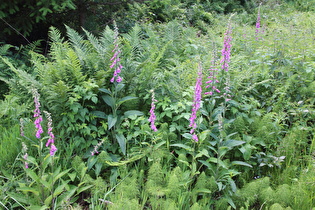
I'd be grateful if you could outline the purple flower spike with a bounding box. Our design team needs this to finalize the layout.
[110,21,123,83]
[192,134,199,142]
[220,17,233,102]
[91,139,105,156]
[189,63,203,142]
[205,58,220,96]
[50,144,57,156]
[22,142,29,168]
[220,22,232,72]
[23,153,29,168]
[148,90,158,132]
[32,89,43,139]
[44,111,57,156]
[255,5,262,40]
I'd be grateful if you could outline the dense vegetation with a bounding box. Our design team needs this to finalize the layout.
[1,0,315,209]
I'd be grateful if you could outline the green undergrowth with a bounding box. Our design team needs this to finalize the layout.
[1,1,315,209]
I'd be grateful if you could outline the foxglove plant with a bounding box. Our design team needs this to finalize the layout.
[148,90,158,132]
[189,63,203,142]
[98,21,143,155]
[110,21,123,83]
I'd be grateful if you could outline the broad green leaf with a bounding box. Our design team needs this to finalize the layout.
[116,133,126,155]
[87,156,98,170]
[195,149,210,159]
[56,186,77,205]
[229,179,237,192]
[17,187,39,196]
[239,144,252,160]
[76,185,94,195]
[52,166,61,178]
[170,143,193,151]
[217,182,223,191]
[26,156,39,167]
[39,179,50,189]
[194,188,212,194]
[124,110,144,118]
[91,96,98,104]
[192,162,197,174]
[182,133,192,139]
[53,169,71,184]
[222,140,245,148]
[108,114,117,130]
[80,167,88,181]
[42,154,51,171]
[28,205,49,210]
[153,140,166,150]
[226,196,236,209]
[91,111,107,119]
[116,83,125,92]
[198,160,212,169]
[53,181,69,197]
[207,145,217,153]
[231,161,252,168]
[205,157,228,169]
[178,160,189,167]
[199,130,211,141]
[25,169,40,183]
[99,88,112,95]
[44,181,70,206]
[117,96,137,106]
[7,192,30,205]
[95,163,102,177]
[102,95,115,109]
[68,172,76,182]
[218,146,229,158]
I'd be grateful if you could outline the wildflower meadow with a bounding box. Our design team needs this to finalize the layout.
[1,0,315,209]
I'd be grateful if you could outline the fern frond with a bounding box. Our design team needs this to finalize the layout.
[48,26,71,61]
[43,80,70,118]
[66,25,94,63]
[83,28,105,56]
[0,44,13,55]
[65,48,86,85]
[0,56,40,87]
[165,21,182,42]
[122,23,144,61]
[66,25,85,50]
[99,25,115,55]
[49,26,64,44]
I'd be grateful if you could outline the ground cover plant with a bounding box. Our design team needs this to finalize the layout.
[1,0,315,209]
